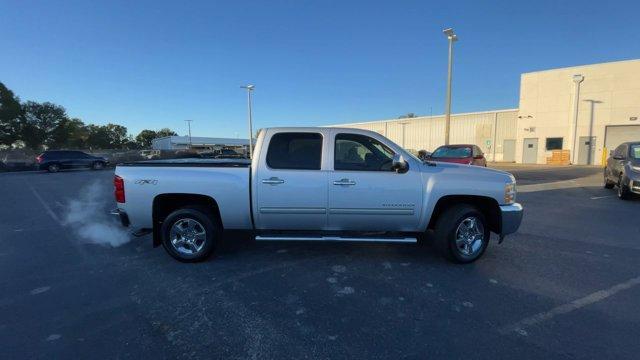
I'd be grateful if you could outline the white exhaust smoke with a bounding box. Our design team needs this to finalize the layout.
[63,181,131,247]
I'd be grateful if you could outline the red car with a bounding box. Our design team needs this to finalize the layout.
[428,144,487,166]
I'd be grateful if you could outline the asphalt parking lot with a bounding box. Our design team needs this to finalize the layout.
[1,165,639,359]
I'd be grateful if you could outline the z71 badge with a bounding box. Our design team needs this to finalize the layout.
[134,179,158,185]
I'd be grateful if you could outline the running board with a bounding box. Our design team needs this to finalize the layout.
[254,235,417,243]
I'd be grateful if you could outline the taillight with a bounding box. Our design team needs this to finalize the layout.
[114,175,125,203]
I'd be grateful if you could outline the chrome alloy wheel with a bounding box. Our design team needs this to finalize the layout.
[170,218,207,255]
[455,216,485,257]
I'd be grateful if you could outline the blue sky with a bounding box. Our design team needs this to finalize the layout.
[2,0,639,138]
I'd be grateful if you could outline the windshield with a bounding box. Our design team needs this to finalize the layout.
[631,145,640,159]
[431,146,472,158]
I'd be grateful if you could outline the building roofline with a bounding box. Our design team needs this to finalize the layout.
[328,108,519,127]
[521,58,640,76]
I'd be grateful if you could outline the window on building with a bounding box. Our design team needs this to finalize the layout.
[545,137,563,151]
[266,132,322,170]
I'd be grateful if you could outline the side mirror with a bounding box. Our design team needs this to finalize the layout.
[392,154,408,173]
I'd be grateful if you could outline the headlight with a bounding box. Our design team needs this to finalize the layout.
[504,182,516,204]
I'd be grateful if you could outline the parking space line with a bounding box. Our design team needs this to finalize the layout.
[499,275,640,335]
[29,186,62,225]
[518,180,579,193]
[590,195,614,200]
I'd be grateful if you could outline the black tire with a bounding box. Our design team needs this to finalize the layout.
[603,169,614,189]
[161,207,219,262]
[617,176,631,200]
[434,204,490,263]
[47,163,60,173]
[91,161,105,170]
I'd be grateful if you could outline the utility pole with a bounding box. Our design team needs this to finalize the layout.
[240,85,255,159]
[184,120,193,149]
[492,112,498,162]
[569,75,584,164]
[443,28,458,145]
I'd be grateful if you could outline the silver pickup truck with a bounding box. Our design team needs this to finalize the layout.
[114,127,522,264]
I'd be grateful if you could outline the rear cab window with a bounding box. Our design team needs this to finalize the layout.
[266,132,322,170]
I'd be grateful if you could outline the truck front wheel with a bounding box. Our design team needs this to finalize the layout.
[434,204,490,263]
[161,207,218,262]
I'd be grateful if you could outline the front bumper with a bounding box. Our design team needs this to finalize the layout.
[630,179,640,194]
[499,203,523,239]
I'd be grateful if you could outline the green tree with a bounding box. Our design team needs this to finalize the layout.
[398,113,417,119]
[135,129,158,148]
[21,101,69,149]
[86,125,109,149]
[0,82,23,147]
[86,123,129,149]
[104,123,128,148]
[122,136,140,150]
[50,118,87,149]
[156,128,177,138]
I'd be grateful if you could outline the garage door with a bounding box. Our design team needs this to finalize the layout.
[605,125,640,150]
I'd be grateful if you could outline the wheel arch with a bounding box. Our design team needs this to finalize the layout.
[427,195,501,234]
[152,193,222,247]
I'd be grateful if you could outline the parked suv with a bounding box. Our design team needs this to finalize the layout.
[604,141,640,200]
[36,150,109,173]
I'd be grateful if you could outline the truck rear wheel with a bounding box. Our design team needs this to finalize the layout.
[434,204,490,263]
[161,207,219,262]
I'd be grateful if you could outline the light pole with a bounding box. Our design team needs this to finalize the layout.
[569,75,584,164]
[240,84,255,159]
[443,28,458,145]
[184,119,193,149]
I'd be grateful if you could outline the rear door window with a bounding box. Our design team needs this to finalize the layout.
[266,132,322,170]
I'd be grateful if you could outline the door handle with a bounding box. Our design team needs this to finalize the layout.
[262,177,285,185]
[333,178,356,186]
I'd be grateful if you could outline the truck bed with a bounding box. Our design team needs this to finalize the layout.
[115,159,252,230]
[119,158,251,167]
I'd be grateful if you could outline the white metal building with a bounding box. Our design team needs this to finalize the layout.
[151,136,250,151]
[517,59,640,165]
[330,109,519,162]
[331,59,640,165]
